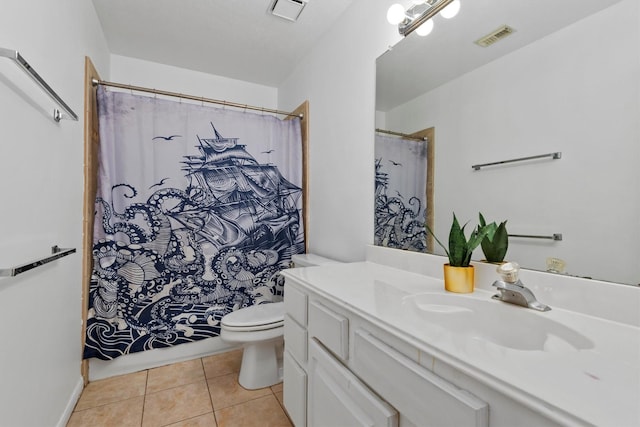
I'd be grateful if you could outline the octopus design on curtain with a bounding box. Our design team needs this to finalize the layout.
[84,88,304,359]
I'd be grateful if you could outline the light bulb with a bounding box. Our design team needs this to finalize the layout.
[416,19,434,36]
[440,0,460,19]
[387,3,406,25]
[411,0,425,4]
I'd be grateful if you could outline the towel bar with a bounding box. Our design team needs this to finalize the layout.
[472,152,561,171]
[0,47,78,122]
[0,245,76,277]
[509,233,563,241]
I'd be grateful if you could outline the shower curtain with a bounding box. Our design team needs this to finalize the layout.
[374,133,428,252]
[84,87,305,360]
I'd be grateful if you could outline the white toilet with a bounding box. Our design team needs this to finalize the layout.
[220,253,339,389]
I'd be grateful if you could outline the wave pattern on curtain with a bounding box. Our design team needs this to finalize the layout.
[374,134,427,252]
[84,87,304,360]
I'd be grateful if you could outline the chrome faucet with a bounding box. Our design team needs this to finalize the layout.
[492,262,550,312]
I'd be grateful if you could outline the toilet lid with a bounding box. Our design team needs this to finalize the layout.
[221,302,285,328]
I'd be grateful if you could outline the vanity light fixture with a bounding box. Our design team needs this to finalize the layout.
[387,0,460,37]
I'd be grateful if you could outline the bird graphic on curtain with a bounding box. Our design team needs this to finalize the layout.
[152,134,182,141]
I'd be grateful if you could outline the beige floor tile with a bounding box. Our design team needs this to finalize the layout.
[274,390,284,408]
[67,395,144,427]
[142,380,213,427]
[215,394,292,427]
[202,349,242,379]
[165,411,217,427]
[207,373,271,410]
[147,358,205,394]
[75,371,147,411]
[270,382,283,393]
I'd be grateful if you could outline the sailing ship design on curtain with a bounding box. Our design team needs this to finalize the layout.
[374,134,427,252]
[84,117,304,359]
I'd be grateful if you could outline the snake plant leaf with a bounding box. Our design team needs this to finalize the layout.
[425,223,450,260]
[465,225,491,266]
[448,214,469,267]
[482,220,509,262]
[479,212,497,243]
[479,212,488,228]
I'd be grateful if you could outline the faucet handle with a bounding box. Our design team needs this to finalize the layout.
[497,262,520,283]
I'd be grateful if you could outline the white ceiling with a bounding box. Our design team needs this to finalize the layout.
[92,0,354,87]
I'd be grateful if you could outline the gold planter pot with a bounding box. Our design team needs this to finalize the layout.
[443,264,475,293]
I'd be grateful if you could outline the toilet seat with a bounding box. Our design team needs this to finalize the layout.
[221,302,284,331]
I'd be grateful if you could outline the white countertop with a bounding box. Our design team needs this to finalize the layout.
[282,261,640,427]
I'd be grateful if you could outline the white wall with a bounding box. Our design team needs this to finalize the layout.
[86,54,280,381]
[0,1,110,426]
[109,55,279,110]
[382,0,639,284]
[278,0,402,262]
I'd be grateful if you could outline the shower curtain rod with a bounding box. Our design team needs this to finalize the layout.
[376,128,427,141]
[91,79,303,119]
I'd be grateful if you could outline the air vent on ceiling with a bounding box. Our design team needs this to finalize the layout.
[474,25,516,47]
[270,0,309,22]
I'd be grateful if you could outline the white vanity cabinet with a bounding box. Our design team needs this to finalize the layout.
[283,278,493,427]
[282,274,565,427]
[284,283,399,427]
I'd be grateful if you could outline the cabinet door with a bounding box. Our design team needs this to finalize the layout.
[284,351,307,427]
[308,338,398,427]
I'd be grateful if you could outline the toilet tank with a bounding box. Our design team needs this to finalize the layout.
[291,254,340,267]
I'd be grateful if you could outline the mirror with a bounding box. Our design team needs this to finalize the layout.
[375,0,639,285]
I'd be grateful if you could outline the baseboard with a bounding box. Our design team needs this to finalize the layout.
[56,376,84,427]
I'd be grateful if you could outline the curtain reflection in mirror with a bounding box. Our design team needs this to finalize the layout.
[374,132,429,252]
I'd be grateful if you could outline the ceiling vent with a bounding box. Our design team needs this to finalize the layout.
[474,25,516,47]
[270,0,309,22]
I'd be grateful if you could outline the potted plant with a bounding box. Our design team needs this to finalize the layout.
[426,213,490,293]
[478,213,509,264]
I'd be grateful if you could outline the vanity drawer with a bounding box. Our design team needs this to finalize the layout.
[284,314,307,363]
[284,283,308,326]
[308,338,398,427]
[283,350,307,427]
[308,300,349,360]
[353,329,488,427]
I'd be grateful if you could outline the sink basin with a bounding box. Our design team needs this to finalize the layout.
[403,293,594,352]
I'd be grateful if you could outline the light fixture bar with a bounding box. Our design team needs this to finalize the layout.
[399,0,454,36]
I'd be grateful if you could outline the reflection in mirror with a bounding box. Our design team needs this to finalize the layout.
[374,128,434,253]
[375,0,639,285]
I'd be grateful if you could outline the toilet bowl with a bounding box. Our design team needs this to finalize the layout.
[220,254,339,389]
[220,301,285,390]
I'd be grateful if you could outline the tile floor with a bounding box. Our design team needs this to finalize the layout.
[67,349,293,427]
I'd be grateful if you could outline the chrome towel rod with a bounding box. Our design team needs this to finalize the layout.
[509,233,563,241]
[0,47,78,122]
[472,152,561,171]
[0,245,76,277]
